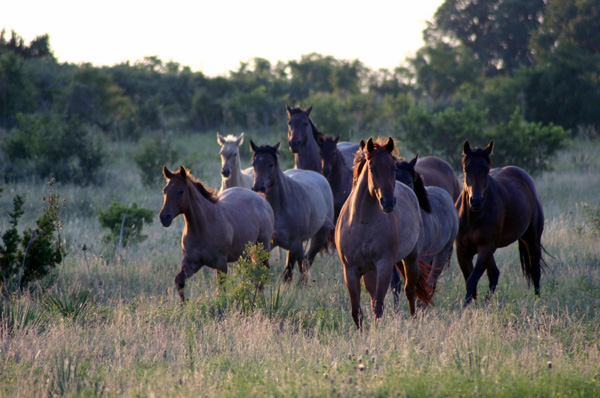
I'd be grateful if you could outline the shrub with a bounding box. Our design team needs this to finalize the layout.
[0,178,65,292]
[97,200,154,247]
[133,137,177,186]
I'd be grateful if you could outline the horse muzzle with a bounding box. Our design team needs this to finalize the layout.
[380,196,397,213]
[252,185,267,194]
[159,213,173,227]
[221,168,231,178]
[469,197,484,212]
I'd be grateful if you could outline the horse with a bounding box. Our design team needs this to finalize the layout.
[217,132,253,192]
[335,137,432,329]
[415,156,461,203]
[317,134,353,222]
[159,165,274,301]
[286,105,358,172]
[456,140,546,305]
[393,154,459,301]
[250,140,335,282]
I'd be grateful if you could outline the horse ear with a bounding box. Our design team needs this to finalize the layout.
[316,134,325,146]
[273,139,281,152]
[463,140,472,155]
[236,132,244,147]
[163,165,173,180]
[484,140,494,155]
[334,134,340,144]
[384,137,394,152]
[366,137,375,153]
[305,105,312,116]
[179,165,187,179]
[286,105,292,118]
[249,140,258,152]
[359,139,366,150]
[409,154,418,168]
[217,133,225,145]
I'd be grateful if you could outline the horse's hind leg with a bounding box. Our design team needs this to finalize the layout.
[305,225,331,269]
[400,253,421,316]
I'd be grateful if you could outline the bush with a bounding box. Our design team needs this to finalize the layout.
[1,112,105,183]
[0,179,65,292]
[133,137,177,186]
[97,200,154,248]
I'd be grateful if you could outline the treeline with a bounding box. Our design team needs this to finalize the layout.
[1,0,599,184]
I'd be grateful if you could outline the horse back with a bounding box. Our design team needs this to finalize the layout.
[421,186,459,252]
[416,156,460,202]
[284,169,335,230]
[337,142,360,169]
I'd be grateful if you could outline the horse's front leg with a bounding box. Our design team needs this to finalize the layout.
[363,261,392,322]
[344,265,363,330]
[465,246,495,306]
[176,257,202,303]
[282,240,303,282]
[456,245,476,300]
[485,257,500,300]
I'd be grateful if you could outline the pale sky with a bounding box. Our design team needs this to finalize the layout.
[2,0,444,77]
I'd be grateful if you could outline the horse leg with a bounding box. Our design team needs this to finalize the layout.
[456,246,476,301]
[485,257,500,301]
[175,270,186,302]
[304,225,331,271]
[400,253,421,316]
[465,247,495,306]
[176,258,202,302]
[390,268,401,311]
[363,262,392,322]
[344,266,363,330]
[283,241,304,283]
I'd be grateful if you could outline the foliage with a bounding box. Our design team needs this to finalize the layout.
[582,202,600,235]
[0,297,42,336]
[97,200,154,247]
[1,111,106,183]
[133,137,177,186]
[42,289,93,322]
[0,179,65,292]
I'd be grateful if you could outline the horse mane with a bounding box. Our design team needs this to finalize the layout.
[352,138,397,188]
[395,157,431,213]
[179,168,218,203]
[288,106,326,143]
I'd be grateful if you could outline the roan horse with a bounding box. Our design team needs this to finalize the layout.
[335,137,432,329]
[456,140,546,305]
[217,132,253,192]
[393,154,459,299]
[159,165,274,301]
[317,134,353,222]
[286,105,358,172]
[250,140,335,282]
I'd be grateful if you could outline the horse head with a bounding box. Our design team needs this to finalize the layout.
[217,132,244,178]
[159,165,189,227]
[318,134,340,178]
[250,139,281,194]
[462,140,494,212]
[286,105,312,154]
[395,154,419,190]
[365,137,397,213]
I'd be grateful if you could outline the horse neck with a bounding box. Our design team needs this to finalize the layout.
[228,154,244,186]
[295,135,321,172]
[182,185,219,237]
[263,167,290,215]
[328,151,351,190]
[348,166,381,220]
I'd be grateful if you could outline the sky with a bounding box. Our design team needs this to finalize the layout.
[2,0,444,77]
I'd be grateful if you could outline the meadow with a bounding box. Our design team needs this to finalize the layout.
[1,132,599,397]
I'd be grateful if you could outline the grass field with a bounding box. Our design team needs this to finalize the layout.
[1,132,599,397]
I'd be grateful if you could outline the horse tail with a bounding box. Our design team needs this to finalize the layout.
[518,239,533,284]
[396,261,434,307]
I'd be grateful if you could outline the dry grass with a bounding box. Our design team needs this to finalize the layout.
[1,134,599,397]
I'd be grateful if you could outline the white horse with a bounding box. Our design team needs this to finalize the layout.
[217,133,253,193]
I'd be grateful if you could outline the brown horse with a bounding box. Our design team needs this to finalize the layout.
[456,141,546,305]
[250,140,335,282]
[394,154,458,299]
[335,137,432,329]
[217,132,253,192]
[317,134,353,222]
[159,166,274,301]
[415,156,460,203]
[286,105,358,172]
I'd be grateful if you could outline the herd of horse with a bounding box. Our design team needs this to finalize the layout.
[159,105,547,329]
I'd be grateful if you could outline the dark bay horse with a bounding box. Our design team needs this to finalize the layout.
[415,156,461,203]
[335,137,432,329]
[250,140,335,282]
[394,154,459,297]
[159,166,274,301]
[217,132,253,192]
[286,105,358,172]
[317,134,353,222]
[456,141,546,305]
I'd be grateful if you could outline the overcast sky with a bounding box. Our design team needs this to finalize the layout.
[2,0,444,76]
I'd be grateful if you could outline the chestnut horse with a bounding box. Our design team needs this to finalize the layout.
[217,132,253,192]
[394,154,459,298]
[317,134,353,222]
[335,137,432,329]
[159,166,274,301]
[456,141,546,305]
[286,105,358,172]
[250,140,335,282]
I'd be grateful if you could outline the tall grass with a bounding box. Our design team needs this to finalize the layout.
[1,132,599,397]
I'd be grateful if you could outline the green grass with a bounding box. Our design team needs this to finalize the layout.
[1,131,599,397]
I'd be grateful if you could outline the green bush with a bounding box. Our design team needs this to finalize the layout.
[0,179,65,292]
[97,200,154,247]
[1,112,105,183]
[133,137,177,186]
